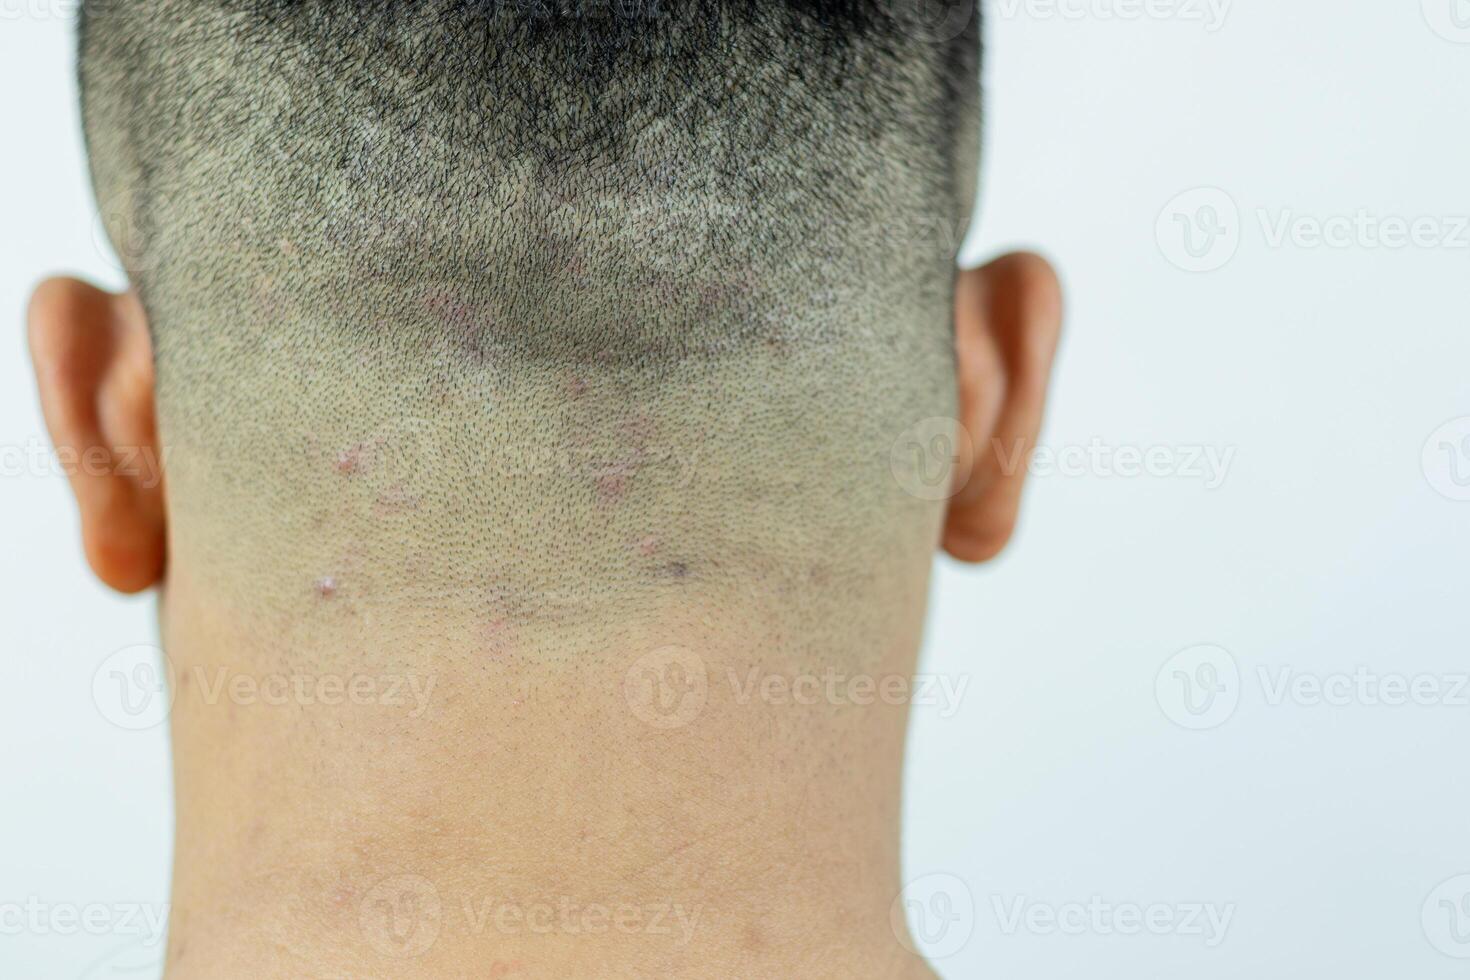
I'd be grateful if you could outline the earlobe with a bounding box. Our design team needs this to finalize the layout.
[942,252,1064,563]
[28,278,166,593]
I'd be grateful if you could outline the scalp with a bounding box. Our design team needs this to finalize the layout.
[79,0,978,364]
[75,0,981,628]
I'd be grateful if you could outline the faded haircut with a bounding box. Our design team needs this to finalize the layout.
[77,0,982,636]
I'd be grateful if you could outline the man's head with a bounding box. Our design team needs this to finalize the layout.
[28,7,1063,970]
[32,0,1060,654]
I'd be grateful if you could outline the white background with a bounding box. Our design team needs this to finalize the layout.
[3,1,1469,977]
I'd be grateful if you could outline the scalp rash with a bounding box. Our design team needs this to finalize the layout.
[590,454,638,507]
[333,445,362,475]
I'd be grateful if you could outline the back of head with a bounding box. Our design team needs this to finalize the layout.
[79,0,980,657]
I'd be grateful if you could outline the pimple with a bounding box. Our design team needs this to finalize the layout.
[636,535,661,556]
[333,447,361,475]
[314,576,339,599]
[592,448,648,506]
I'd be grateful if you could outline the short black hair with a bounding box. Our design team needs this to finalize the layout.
[74,0,983,623]
[79,0,981,362]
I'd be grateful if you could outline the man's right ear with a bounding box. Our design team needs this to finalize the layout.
[943,252,1064,563]
[28,277,167,593]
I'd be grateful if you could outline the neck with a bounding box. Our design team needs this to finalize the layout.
[156,565,938,979]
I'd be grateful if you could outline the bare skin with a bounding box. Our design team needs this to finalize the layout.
[159,577,931,978]
[29,254,1062,978]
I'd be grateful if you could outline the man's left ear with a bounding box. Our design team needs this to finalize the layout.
[943,252,1064,563]
[28,277,166,593]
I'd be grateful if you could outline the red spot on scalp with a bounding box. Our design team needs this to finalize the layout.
[595,471,628,505]
[334,448,361,475]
